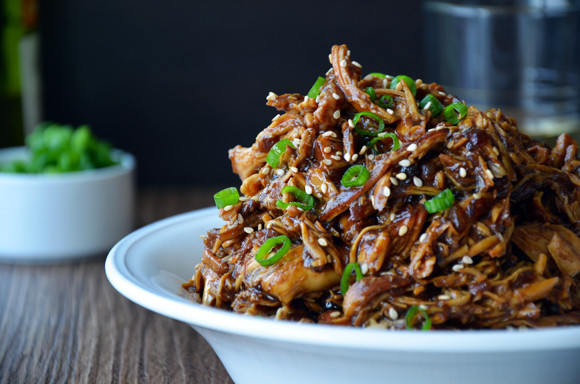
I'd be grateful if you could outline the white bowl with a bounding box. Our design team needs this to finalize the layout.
[105,208,580,384]
[0,146,135,263]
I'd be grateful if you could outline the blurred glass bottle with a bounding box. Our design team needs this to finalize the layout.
[1,0,41,148]
[423,0,580,143]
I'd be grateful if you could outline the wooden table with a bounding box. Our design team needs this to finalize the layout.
[0,187,234,383]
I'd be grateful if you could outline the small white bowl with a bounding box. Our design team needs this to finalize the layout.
[0,146,135,263]
[106,208,580,384]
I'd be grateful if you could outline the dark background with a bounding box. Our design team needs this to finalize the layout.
[39,0,424,187]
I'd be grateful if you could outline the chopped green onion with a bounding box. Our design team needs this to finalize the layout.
[266,139,296,168]
[352,112,385,136]
[368,132,400,153]
[255,235,292,266]
[368,72,387,78]
[214,187,240,209]
[366,87,376,102]
[405,305,432,330]
[444,102,468,124]
[307,76,326,99]
[341,262,364,295]
[341,165,370,187]
[419,94,444,116]
[390,75,416,96]
[377,95,394,108]
[424,188,455,214]
[276,185,314,211]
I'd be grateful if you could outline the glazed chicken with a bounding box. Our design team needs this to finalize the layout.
[184,44,580,329]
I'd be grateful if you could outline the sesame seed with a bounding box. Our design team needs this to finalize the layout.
[251,196,260,202]
[321,183,328,193]
[367,154,375,161]
[363,74,373,81]
[336,151,343,156]
[344,153,351,162]
[383,186,391,197]
[413,176,423,187]
[266,92,277,101]
[304,95,309,102]
[473,192,482,199]
[323,146,332,153]
[419,233,428,242]
[266,221,274,229]
[486,169,494,179]
[331,155,341,161]
[377,132,388,138]
[461,256,474,264]
[348,119,354,128]
[322,159,332,166]
[398,225,408,236]
[387,108,394,115]
[340,59,347,67]
[322,131,337,138]
[305,185,313,195]
[359,145,368,155]
[452,264,464,272]
[351,154,359,161]
[347,50,350,57]
[333,110,341,119]
[237,213,244,224]
[332,92,340,100]
[329,311,341,318]
[423,101,432,110]
[315,95,321,103]
[438,91,446,96]
[258,223,263,231]
[389,212,396,221]
[352,61,362,68]
[262,167,270,175]
[388,307,399,320]
[272,114,280,121]
[238,196,249,202]
[293,138,301,147]
[289,166,299,173]
[328,54,332,63]
[351,259,364,272]
[243,227,254,234]
[419,304,428,310]
[390,177,398,185]
[224,205,234,211]
[399,159,411,167]
[318,238,328,247]
[370,194,376,209]
[395,172,407,180]
[407,143,417,152]
[382,78,388,88]
[275,169,285,176]
[492,146,500,156]
[438,294,451,300]
[459,167,467,178]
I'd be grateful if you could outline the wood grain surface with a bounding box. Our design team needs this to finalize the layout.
[0,187,234,383]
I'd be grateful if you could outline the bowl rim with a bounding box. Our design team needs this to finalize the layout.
[105,207,580,354]
[0,146,135,184]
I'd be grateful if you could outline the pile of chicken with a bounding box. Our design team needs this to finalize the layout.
[184,44,580,329]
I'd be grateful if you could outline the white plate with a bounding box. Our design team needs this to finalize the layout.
[106,207,580,384]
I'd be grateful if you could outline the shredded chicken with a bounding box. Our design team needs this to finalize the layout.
[183,44,580,329]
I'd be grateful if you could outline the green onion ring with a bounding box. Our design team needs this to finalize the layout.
[266,139,296,168]
[213,187,240,209]
[444,102,468,125]
[255,235,292,266]
[419,94,444,116]
[341,165,370,187]
[341,262,364,295]
[424,188,455,214]
[368,72,387,78]
[366,87,376,102]
[307,76,326,99]
[352,112,385,136]
[377,94,394,108]
[390,75,417,96]
[368,132,400,153]
[405,305,432,330]
[276,185,314,211]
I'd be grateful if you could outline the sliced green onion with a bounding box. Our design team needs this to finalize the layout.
[390,75,416,96]
[341,165,370,187]
[419,94,444,116]
[341,262,364,295]
[276,185,314,211]
[377,95,394,108]
[368,72,387,78]
[352,112,385,136]
[266,139,296,168]
[405,305,432,330]
[366,87,376,102]
[255,235,292,266]
[444,102,468,124]
[368,132,400,153]
[214,187,240,209]
[307,76,326,99]
[424,188,455,214]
